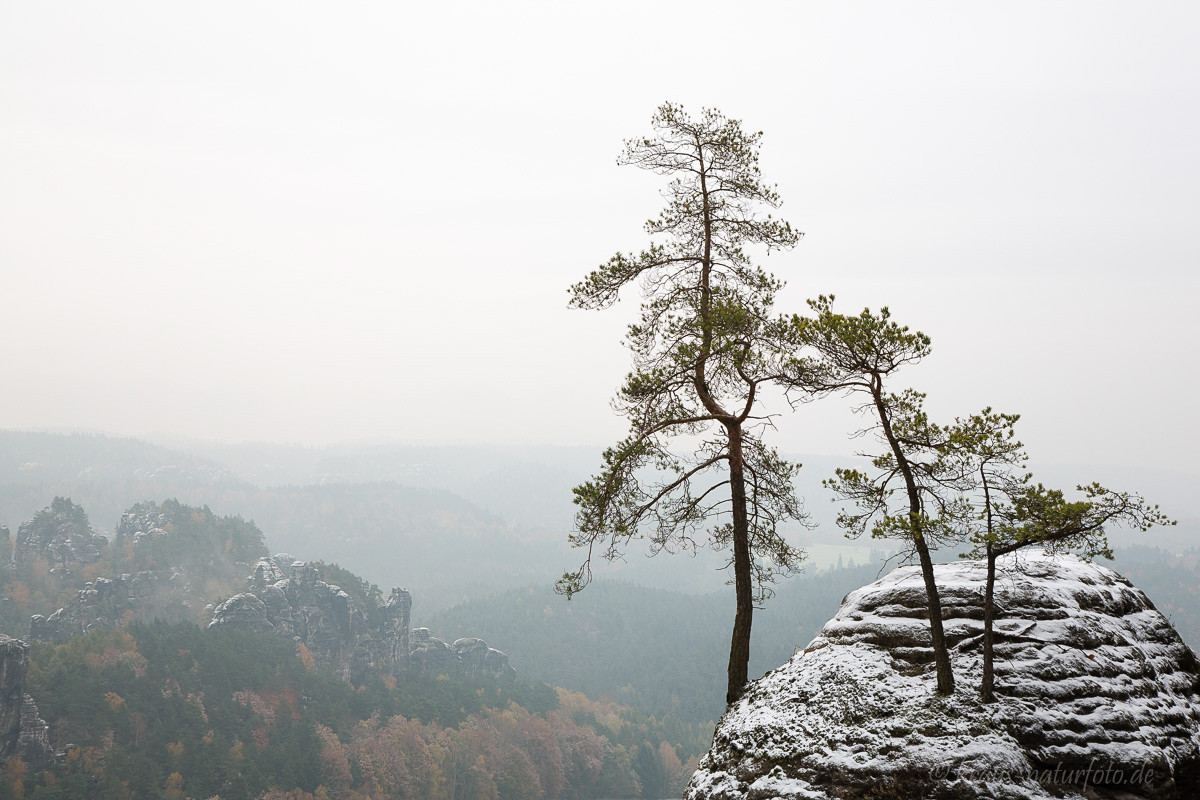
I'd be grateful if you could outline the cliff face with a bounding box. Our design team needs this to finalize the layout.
[0,635,52,768]
[688,552,1200,800]
[210,556,513,684]
[410,629,516,680]
[0,636,26,758]
[24,499,266,643]
[210,557,407,684]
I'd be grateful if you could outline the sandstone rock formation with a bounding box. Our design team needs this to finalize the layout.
[25,500,265,643]
[210,557,395,684]
[688,551,1200,800]
[409,630,516,680]
[451,636,517,679]
[0,635,53,767]
[211,555,513,684]
[409,627,458,674]
[246,554,288,588]
[116,505,170,543]
[13,497,105,577]
[30,571,192,643]
[0,636,25,759]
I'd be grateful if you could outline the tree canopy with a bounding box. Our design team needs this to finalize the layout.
[950,410,1176,701]
[560,103,808,704]
[793,297,966,694]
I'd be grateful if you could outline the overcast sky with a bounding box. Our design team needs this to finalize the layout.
[2,2,1197,477]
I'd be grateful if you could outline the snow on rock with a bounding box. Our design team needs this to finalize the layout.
[687,551,1200,800]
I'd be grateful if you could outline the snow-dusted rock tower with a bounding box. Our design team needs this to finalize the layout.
[687,551,1200,800]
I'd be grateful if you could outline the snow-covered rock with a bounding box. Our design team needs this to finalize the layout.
[687,551,1200,800]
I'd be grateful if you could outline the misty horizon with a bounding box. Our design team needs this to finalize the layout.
[4,3,1197,478]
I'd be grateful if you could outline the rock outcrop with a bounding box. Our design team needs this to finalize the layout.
[0,636,53,767]
[23,499,266,642]
[0,636,25,759]
[688,551,1200,800]
[210,558,389,684]
[451,636,516,679]
[13,497,105,577]
[409,627,459,674]
[30,571,192,643]
[116,506,171,544]
[409,629,515,680]
[210,555,514,684]
[210,556,414,685]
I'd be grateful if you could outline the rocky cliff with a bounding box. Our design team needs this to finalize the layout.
[13,497,105,577]
[0,635,52,767]
[210,555,513,684]
[688,551,1200,800]
[24,499,264,642]
[209,556,404,684]
[29,571,192,643]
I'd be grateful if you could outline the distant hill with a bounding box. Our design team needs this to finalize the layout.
[0,489,712,800]
[1104,545,1200,648]
[424,562,886,726]
[0,433,578,609]
[3,429,1196,613]
[151,439,604,532]
[216,482,572,610]
[0,430,235,487]
[425,547,1200,728]
[0,430,244,533]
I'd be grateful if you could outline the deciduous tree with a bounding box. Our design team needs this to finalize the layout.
[560,103,807,705]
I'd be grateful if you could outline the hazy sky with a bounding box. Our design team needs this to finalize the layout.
[3,2,1197,476]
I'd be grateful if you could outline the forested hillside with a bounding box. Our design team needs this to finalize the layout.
[0,495,711,799]
[14,622,706,800]
[1104,545,1200,647]
[0,432,1196,800]
[0,498,264,639]
[425,564,885,726]
[427,549,1200,727]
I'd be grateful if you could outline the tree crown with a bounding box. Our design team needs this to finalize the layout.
[559,103,807,604]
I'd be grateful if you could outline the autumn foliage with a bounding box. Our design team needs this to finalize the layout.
[5,622,700,800]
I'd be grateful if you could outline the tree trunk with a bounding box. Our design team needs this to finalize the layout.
[912,533,955,694]
[725,422,753,706]
[982,549,997,703]
[873,384,954,695]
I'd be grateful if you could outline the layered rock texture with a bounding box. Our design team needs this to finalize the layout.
[688,551,1200,800]
[0,636,52,767]
[210,556,408,684]
[210,556,513,684]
